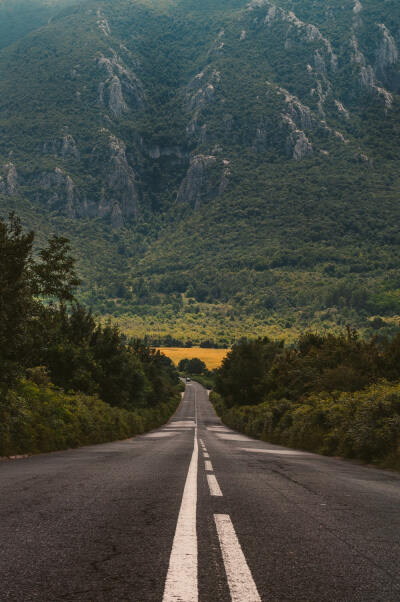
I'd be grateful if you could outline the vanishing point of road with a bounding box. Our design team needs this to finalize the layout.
[1,381,400,601]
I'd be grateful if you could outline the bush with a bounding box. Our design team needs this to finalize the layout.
[211,383,400,470]
[0,379,179,457]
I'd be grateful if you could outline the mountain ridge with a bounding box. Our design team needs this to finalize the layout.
[1,0,399,343]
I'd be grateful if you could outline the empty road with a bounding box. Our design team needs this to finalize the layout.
[1,381,400,601]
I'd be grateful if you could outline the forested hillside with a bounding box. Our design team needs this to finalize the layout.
[0,0,399,342]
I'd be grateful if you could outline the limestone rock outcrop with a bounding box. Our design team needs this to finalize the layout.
[43,134,80,159]
[36,167,78,217]
[98,50,145,118]
[177,154,230,210]
[0,163,18,195]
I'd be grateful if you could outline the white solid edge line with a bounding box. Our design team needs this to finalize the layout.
[214,514,261,602]
[207,474,223,497]
[163,394,198,601]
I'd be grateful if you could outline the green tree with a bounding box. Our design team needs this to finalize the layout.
[0,213,34,388]
[0,214,80,389]
[215,337,284,407]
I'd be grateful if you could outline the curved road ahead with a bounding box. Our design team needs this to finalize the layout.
[1,381,400,601]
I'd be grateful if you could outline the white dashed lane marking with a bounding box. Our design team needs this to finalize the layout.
[214,514,261,602]
[204,460,213,472]
[239,447,311,456]
[143,433,177,438]
[217,434,252,441]
[163,402,198,600]
[207,474,223,497]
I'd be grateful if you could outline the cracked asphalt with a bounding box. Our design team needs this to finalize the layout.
[1,381,400,601]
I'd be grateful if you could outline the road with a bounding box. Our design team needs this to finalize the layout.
[1,381,400,601]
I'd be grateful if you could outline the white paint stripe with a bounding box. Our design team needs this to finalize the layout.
[207,474,223,497]
[203,452,210,458]
[217,434,251,441]
[144,432,176,438]
[239,447,310,456]
[199,439,205,445]
[214,514,261,602]
[163,393,198,601]
[204,460,213,471]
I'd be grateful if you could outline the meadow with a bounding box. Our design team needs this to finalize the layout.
[157,347,229,370]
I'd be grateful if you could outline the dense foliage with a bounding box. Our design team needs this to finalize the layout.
[215,330,400,406]
[0,214,180,454]
[212,331,400,468]
[212,382,400,470]
[178,357,208,375]
[0,378,178,457]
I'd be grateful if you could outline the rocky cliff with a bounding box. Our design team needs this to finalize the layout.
[0,0,398,228]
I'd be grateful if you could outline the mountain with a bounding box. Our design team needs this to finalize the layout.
[1,0,400,344]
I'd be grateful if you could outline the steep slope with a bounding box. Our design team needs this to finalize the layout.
[0,0,400,342]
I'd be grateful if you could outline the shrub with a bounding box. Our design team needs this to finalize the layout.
[0,379,179,457]
[211,383,400,470]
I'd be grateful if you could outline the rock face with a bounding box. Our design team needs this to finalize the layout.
[185,67,221,142]
[0,163,18,195]
[376,24,398,72]
[278,87,313,130]
[82,133,141,226]
[350,34,394,107]
[376,24,399,91]
[255,1,338,71]
[43,134,80,159]
[3,132,141,226]
[105,134,140,221]
[98,50,145,118]
[176,154,231,210]
[36,167,78,217]
[186,68,220,112]
[281,115,313,160]
[97,8,111,37]
[177,155,218,210]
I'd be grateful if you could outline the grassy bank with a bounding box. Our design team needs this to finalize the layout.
[0,380,180,457]
[211,382,400,471]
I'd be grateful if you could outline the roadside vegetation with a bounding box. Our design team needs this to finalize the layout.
[211,330,400,470]
[177,358,215,390]
[0,214,181,457]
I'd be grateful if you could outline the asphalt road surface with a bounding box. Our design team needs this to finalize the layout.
[1,381,400,601]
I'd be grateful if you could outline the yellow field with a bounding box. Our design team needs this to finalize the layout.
[157,347,230,370]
